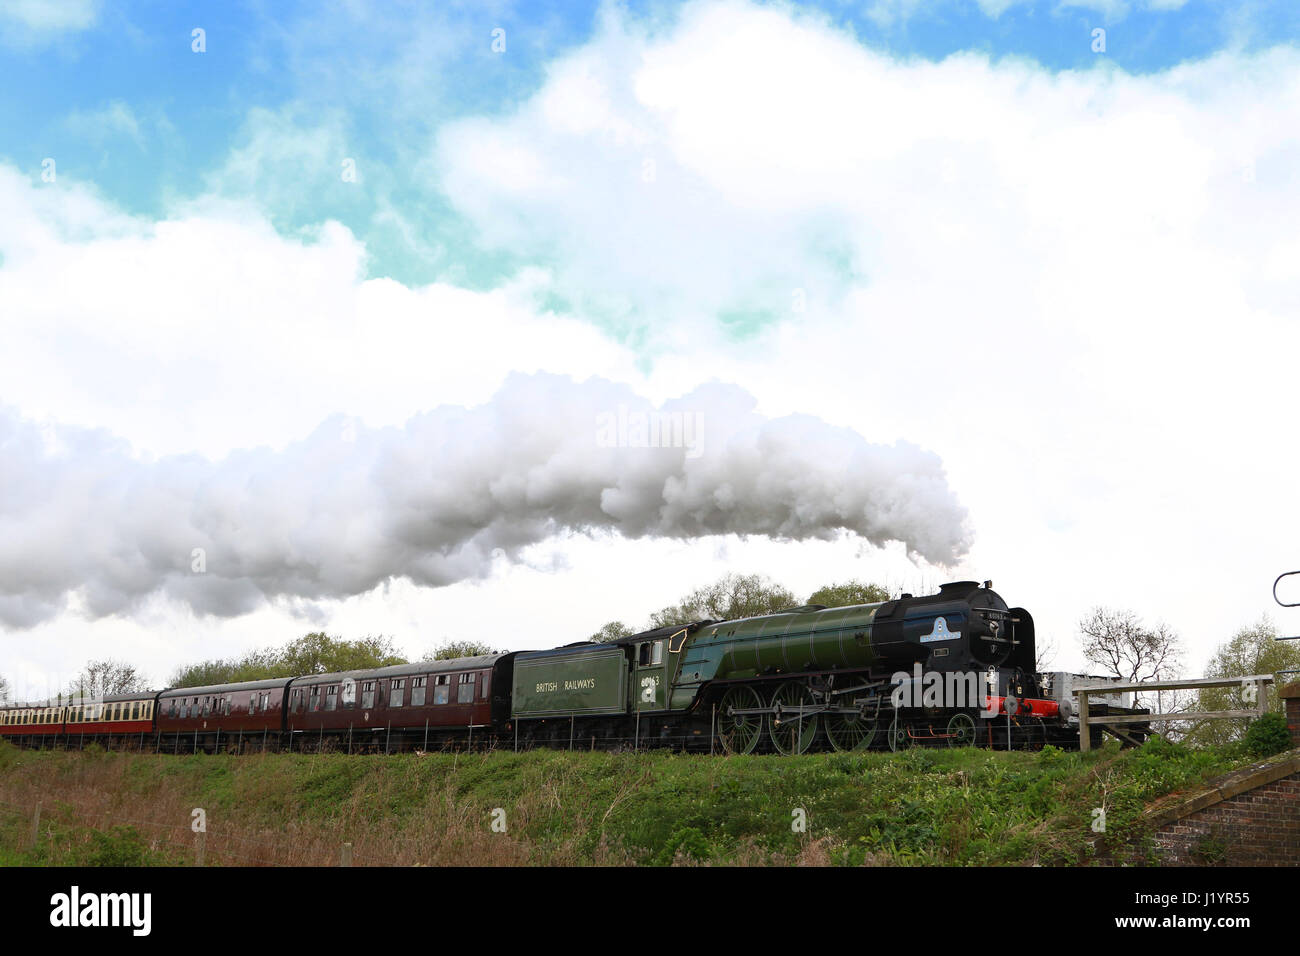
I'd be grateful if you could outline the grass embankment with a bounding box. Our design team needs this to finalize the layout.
[0,738,1259,866]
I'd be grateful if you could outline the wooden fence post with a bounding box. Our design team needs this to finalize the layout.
[30,802,41,848]
[341,842,353,867]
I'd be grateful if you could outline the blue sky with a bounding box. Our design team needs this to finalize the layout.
[3,0,1295,290]
[2,0,1299,693]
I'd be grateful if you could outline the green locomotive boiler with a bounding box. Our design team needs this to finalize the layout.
[511,580,1063,753]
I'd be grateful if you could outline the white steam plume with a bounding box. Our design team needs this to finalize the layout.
[0,373,970,627]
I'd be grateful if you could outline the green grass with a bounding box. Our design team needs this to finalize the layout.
[0,738,1263,866]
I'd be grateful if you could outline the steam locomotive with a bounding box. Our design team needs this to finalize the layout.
[0,581,1144,754]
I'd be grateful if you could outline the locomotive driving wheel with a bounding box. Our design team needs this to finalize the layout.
[886,713,910,752]
[825,702,879,752]
[768,681,820,755]
[717,685,764,755]
[945,712,977,747]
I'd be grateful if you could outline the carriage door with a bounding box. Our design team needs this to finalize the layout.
[634,640,666,712]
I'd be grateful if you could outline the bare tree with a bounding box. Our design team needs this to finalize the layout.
[1079,607,1182,714]
[0,673,9,704]
[1034,632,1060,673]
[1079,608,1182,683]
[67,659,148,701]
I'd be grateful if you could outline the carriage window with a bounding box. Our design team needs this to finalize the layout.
[457,673,475,704]
[410,677,426,707]
[310,686,321,711]
[433,675,450,705]
[325,686,338,711]
[260,692,270,713]
[479,674,490,699]
[391,679,405,708]
[130,702,138,720]
[362,681,375,709]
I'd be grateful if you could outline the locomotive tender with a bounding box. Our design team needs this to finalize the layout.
[0,582,1139,754]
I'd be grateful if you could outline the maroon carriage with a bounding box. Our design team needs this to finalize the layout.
[287,655,513,752]
[156,677,292,753]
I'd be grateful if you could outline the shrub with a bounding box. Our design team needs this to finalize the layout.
[1243,713,1291,757]
[86,826,151,867]
[655,826,711,865]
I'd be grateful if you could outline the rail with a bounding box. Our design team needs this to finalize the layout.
[1072,674,1274,752]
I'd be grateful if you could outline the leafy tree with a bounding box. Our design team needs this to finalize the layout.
[647,573,797,628]
[168,633,407,687]
[806,580,891,608]
[280,633,406,674]
[1183,618,1300,747]
[422,639,503,661]
[590,621,635,643]
[67,659,148,701]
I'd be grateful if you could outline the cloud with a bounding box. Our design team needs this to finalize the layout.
[427,0,1300,657]
[0,0,100,45]
[869,0,1191,23]
[0,374,968,628]
[432,1,1300,355]
[0,163,637,458]
[62,101,144,148]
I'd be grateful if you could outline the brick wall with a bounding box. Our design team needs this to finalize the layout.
[1282,683,1300,749]
[1153,771,1300,865]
